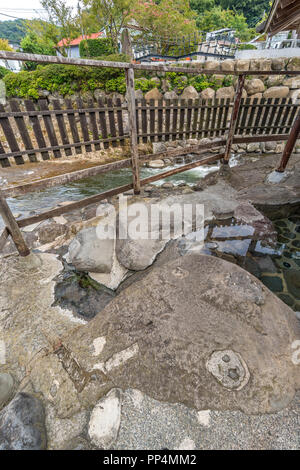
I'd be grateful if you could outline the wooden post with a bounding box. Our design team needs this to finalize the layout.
[125,66,141,194]
[223,74,245,162]
[277,110,300,172]
[0,196,30,256]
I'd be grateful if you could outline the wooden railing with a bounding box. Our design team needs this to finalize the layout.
[1,97,299,167]
[0,50,299,257]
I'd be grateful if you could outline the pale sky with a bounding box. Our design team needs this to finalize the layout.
[0,1,79,21]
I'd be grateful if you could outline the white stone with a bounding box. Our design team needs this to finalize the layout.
[266,170,291,184]
[105,343,139,372]
[176,438,196,450]
[0,340,6,365]
[88,389,121,449]
[92,337,106,356]
[53,216,67,225]
[197,410,211,427]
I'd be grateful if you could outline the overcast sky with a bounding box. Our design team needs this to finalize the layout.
[0,1,79,20]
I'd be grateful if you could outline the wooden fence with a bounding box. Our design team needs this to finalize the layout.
[0,50,300,257]
[1,97,299,167]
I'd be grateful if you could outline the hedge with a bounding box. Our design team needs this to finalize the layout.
[4,54,130,99]
[79,38,116,58]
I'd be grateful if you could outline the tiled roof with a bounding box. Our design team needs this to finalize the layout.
[57,32,103,47]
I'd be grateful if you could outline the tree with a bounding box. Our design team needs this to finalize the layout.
[216,0,270,26]
[40,0,82,56]
[129,0,197,37]
[20,30,56,70]
[84,0,133,50]
[190,0,216,16]
[196,6,255,41]
[0,39,13,51]
[0,19,26,44]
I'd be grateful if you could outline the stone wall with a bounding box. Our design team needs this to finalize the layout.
[21,56,300,106]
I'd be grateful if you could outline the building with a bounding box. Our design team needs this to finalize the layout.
[257,0,300,37]
[56,32,104,58]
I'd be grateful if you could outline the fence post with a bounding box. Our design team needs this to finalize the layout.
[277,110,300,172]
[223,74,245,163]
[125,66,141,194]
[0,196,30,256]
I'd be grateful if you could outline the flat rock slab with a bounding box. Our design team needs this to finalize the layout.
[65,254,300,415]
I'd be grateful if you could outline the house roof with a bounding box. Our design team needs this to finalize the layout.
[257,0,300,35]
[57,32,103,47]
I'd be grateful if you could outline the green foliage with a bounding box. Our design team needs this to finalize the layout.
[20,32,56,71]
[0,19,26,44]
[134,78,160,92]
[238,43,257,50]
[0,65,10,79]
[196,6,256,42]
[79,38,116,58]
[4,54,130,99]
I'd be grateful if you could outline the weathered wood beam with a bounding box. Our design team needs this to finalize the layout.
[277,111,300,172]
[0,197,30,256]
[224,75,245,162]
[141,153,224,185]
[0,227,9,252]
[1,51,300,75]
[125,67,140,194]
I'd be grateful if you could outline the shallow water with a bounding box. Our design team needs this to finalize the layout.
[5,161,220,218]
[203,215,300,312]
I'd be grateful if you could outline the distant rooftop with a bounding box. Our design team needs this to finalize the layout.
[57,32,103,48]
[257,0,300,35]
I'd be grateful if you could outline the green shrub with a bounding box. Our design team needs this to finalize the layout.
[79,38,116,58]
[4,54,130,99]
[134,78,158,93]
[237,43,257,50]
[0,65,9,79]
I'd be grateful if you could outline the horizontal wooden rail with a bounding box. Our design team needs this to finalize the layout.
[1,51,300,75]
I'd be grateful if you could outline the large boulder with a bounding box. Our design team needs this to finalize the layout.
[216,86,235,100]
[244,79,265,96]
[200,87,215,100]
[163,90,179,100]
[235,60,249,71]
[220,59,235,72]
[266,75,284,87]
[66,254,300,414]
[144,88,163,101]
[263,86,289,99]
[67,226,114,273]
[180,86,199,100]
[0,393,46,450]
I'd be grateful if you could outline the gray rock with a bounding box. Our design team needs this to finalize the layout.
[152,142,167,154]
[296,312,300,321]
[145,88,163,101]
[0,373,14,409]
[244,79,265,96]
[263,86,289,99]
[67,254,300,415]
[0,393,46,450]
[135,89,144,100]
[67,226,114,273]
[180,86,198,100]
[164,90,179,100]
